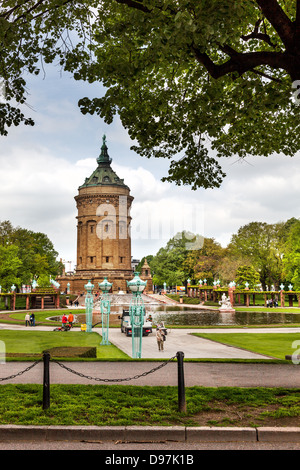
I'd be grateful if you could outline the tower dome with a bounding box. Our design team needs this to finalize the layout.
[79,135,129,190]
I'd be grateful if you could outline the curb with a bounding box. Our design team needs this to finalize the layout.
[0,426,300,443]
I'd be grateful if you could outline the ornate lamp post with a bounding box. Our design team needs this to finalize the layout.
[98,277,113,345]
[84,280,94,332]
[127,272,147,358]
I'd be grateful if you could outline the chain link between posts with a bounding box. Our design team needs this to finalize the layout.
[0,359,42,382]
[0,355,178,383]
[53,355,177,382]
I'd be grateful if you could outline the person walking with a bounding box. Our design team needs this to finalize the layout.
[156,327,165,352]
[25,313,30,327]
[30,313,35,326]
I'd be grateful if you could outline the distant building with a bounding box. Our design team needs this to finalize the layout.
[57,136,152,293]
[131,258,140,272]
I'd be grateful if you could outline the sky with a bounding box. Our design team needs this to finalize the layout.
[0,64,299,272]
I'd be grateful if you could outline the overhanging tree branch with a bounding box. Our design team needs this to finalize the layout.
[241,18,277,47]
[296,0,300,41]
[192,46,286,79]
[114,0,151,13]
[255,0,295,50]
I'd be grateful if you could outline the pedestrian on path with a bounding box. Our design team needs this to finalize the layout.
[156,327,165,352]
[25,313,30,327]
[30,313,35,327]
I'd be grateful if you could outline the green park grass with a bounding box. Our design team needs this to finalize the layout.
[4,310,85,326]
[0,330,129,360]
[0,384,300,427]
[193,332,300,360]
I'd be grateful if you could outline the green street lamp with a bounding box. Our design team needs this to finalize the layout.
[127,272,147,358]
[98,277,113,345]
[84,280,94,332]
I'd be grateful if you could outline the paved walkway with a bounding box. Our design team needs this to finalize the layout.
[108,327,270,359]
[2,357,300,387]
[1,322,299,360]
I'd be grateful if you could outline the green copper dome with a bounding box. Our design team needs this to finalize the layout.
[79,135,129,189]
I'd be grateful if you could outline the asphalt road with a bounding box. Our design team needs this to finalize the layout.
[2,359,300,387]
[2,440,300,451]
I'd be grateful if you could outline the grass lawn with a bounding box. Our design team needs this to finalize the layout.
[0,330,129,360]
[193,332,300,360]
[1,384,300,427]
[6,310,85,325]
[234,307,300,313]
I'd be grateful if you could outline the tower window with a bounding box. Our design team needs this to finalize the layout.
[120,257,124,263]
[91,226,94,233]
[90,256,94,263]
[105,256,109,263]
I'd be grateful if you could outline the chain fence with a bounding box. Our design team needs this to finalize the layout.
[0,351,186,411]
[0,359,42,382]
[53,354,177,383]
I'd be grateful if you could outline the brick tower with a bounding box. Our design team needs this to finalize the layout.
[58,136,134,294]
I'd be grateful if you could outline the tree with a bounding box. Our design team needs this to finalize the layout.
[227,221,286,289]
[183,237,225,284]
[0,220,63,289]
[1,1,300,189]
[75,0,300,189]
[0,244,21,290]
[282,219,300,289]
[0,0,95,135]
[150,231,197,286]
[217,255,251,286]
[235,265,261,288]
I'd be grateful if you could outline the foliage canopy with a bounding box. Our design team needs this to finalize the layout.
[1,0,300,189]
[0,220,63,290]
[147,218,300,289]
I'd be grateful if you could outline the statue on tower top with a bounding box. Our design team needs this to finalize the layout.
[97,134,112,165]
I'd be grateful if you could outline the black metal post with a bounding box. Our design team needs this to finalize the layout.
[176,351,186,412]
[43,352,50,410]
